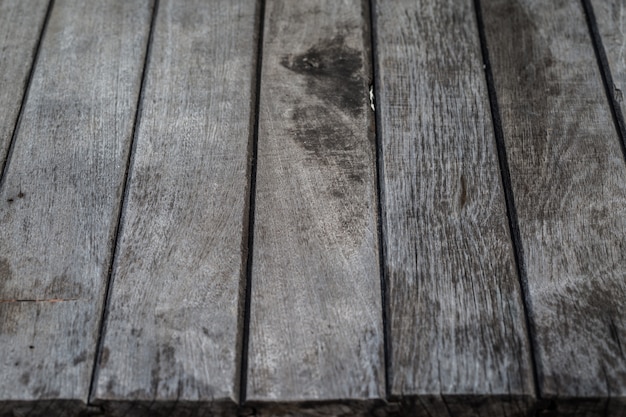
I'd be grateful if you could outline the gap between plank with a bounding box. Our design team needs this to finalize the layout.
[581,0,626,164]
[366,0,391,400]
[239,0,266,406]
[87,0,160,404]
[472,0,540,401]
[0,0,55,190]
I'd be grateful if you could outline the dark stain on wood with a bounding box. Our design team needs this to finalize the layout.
[0,258,12,283]
[608,317,624,357]
[280,34,369,187]
[130,166,164,207]
[72,350,88,366]
[271,34,372,241]
[106,378,116,395]
[42,274,83,299]
[459,174,467,209]
[99,347,110,368]
[151,348,162,396]
[19,372,30,386]
[280,35,364,116]
[6,191,24,204]
[287,105,366,187]
[0,259,14,334]
[290,106,355,155]
[1,303,22,334]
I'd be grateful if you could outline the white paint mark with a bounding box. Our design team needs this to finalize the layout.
[369,84,375,112]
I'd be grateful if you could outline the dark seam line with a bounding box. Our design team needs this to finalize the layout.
[0,0,54,190]
[87,0,159,403]
[473,0,541,402]
[239,0,266,406]
[581,0,626,164]
[367,0,391,400]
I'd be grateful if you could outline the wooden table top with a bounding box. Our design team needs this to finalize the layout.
[0,0,624,415]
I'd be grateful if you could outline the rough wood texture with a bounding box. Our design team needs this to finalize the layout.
[0,0,49,167]
[247,0,384,405]
[0,0,151,410]
[482,0,626,409]
[373,0,535,415]
[592,0,626,105]
[92,0,258,414]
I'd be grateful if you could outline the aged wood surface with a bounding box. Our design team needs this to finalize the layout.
[246,0,384,406]
[481,0,626,410]
[592,0,626,106]
[92,0,258,414]
[1,0,625,414]
[0,0,49,169]
[373,0,535,415]
[0,0,152,410]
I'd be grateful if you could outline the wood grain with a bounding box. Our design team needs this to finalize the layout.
[0,0,152,410]
[373,0,535,415]
[0,0,49,168]
[592,0,626,105]
[246,0,384,406]
[482,0,626,409]
[585,5,626,412]
[91,0,258,414]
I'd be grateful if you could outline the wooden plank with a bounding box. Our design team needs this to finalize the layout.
[0,0,49,167]
[246,0,385,407]
[373,0,535,415]
[481,0,626,409]
[582,4,626,416]
[592,0,626,104]
[91,0,258,414]
[0,0,152,410]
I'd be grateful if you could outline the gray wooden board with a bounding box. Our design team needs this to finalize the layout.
[482,0,626,406]
[92,0,258,412]
[0,0,49,168]
[373,0,535,415]
[592,0,626,105]
[0,0,151,408]
[247,0,385,404]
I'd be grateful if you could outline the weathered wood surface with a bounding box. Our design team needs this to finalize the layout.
[246,0,384,407]
[0,0,49,169]
[1,0,625,415]
[481,0,626,411]
[92,0,258,415]
[373,0,535,415]
[0,0,152,411]
[592,0,626,106]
